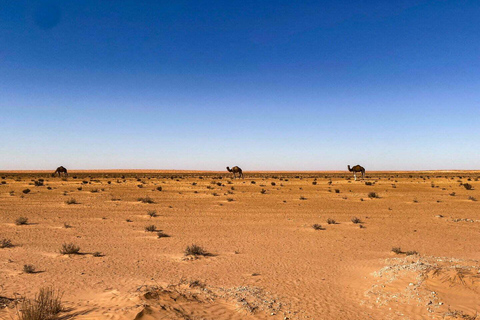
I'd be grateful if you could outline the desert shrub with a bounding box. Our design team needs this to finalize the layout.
[157,231,169,238]
[335,189,340,193]
[312,224,323,230]
[368,192,379,199]
[34,180,44,187]
[15,216,29,225]
[270,182,276,186]
[327,218,336,224]
[365,182,373,186]
[145,225,156,232]
[147,210,157,218]
[312,181,317,185]
[469,196,477,201]
[90,189,99,193]
[138,196,154,203]
[59,243,80,255]
[18,287,63,320]
[413,198,418,203]
[156,186,162,191]
[463,183,474,190]
[351,217,361,224]
[65,198,77,205]
[299,196,306,200]
[251,181,256,184]
[405,250,419,256]
[23,264,36,274]
[450,192,456,196]
[260,189,266,194]
[212,192,218,196]
[184,244,208,256]
[391,247,402,254]
[63,223,71,229]
[77,187,82,191]
[0,238,14,248]
[227,198,234,202]
[23,188,31,194]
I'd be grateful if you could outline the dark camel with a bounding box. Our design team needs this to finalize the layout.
[348,165,365,181]
[226,166,244,179]
[53,166,68,177]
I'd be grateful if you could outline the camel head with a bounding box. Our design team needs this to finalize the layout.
[226,167,232,172]
[347,165,352,172]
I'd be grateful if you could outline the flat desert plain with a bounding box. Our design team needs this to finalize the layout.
[1,171,480,320]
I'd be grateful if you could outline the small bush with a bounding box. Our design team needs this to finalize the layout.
[63,223,71,229]
[312,224,323,230]
[184,244,208,256]
[299,196,306,200]
[23,264,36,274]
[145,225,156,232]
[19,287,63,320]
[327,218,336,225]
[260,189,266,194]
[365,182,373,186]
[65,198,77,205]
[351,217,361,224]
[22,188,31,194]
[227,198,234,202]
[156,186,162,191]
[405,250,419,256]
[34,180,44,187]
[312,181,317,185]
[147,210,157,218]
[138,196,154,204]
[60,243,80,255]
[92,252,103,257]
[391,247,402,254]
[450,192,456,196]
[90,189,99,193]
[0,238,14,248]
[463,183,473,190]
[157,231,170,238]
[368,192,379,199]
[15,216,29,225]
[468,196,477,201]
[335,189,340,193]
[271,182,276,186]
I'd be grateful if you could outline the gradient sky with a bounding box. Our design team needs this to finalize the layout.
[1,1,479,170]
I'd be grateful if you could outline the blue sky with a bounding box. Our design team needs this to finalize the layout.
[1,0,479,170]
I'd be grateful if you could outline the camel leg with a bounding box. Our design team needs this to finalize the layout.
[354,173,357,181]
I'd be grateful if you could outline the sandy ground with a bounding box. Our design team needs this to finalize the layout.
[0,171,479,319]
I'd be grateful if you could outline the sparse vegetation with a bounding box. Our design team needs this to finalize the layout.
[0,238,14,248]
[138,196,154,203]
[312,224,324,230]
[15,216,29,225]
[391,247,402,254]
[327,218,336,225]
[65,198,78,205]
[92,252,103,257]
[368,192,379,199]
[22,188,31,194]
[147,210,157,218]
[463,183,474,190]
[184,244,208,256]
[157,231,170,238]
[351,217,361,224]
[23,264,36,274]
[18,287,63,320]
[145,225,156,232]
[59,243,80,255]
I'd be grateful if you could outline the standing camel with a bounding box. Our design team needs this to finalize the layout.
[226,166,244,179]
[53,166,68,177]
[347,165,365,181]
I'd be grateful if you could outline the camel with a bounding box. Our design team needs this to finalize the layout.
[226,166,244,179]
[53,166,68,177]
[348,165,365,181]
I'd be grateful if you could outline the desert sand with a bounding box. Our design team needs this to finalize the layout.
[1,171,479,319]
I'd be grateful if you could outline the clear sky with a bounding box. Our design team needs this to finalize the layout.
[1,1,479,170]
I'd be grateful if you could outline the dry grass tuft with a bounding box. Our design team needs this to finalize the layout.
[59,243,80,255]
[184,244,208,256]
[18,287,63,320]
